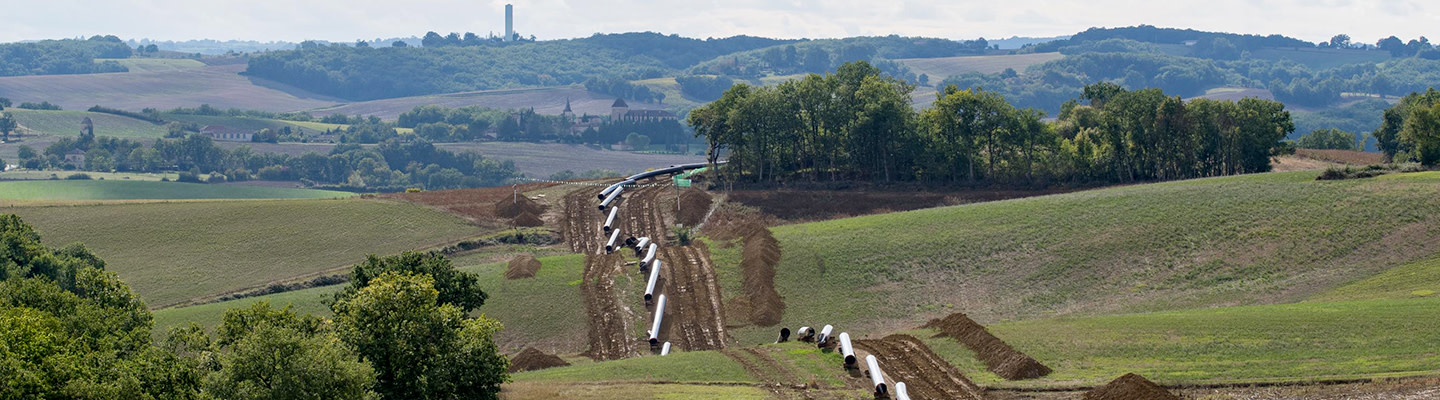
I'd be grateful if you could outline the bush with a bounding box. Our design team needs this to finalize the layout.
[17,101,62,110]
[65,173,92,180]
[206,173,227,183]
[177,169,203,183]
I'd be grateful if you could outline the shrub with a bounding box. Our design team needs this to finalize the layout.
[64,173,92,180]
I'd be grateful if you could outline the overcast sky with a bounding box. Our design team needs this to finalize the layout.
[1,0,1433,44]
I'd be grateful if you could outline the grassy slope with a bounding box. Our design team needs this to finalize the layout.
[710,171,1440,347]
[97,58,206,72]
[0,64,339,113]
[9,109,168,138]
[918,297,1440,387]
[1312,255,1440,301]
[153,250,588,352]
[9,198,478,307]
[896,52,1065,77]
[160,113,348,135]
[0,180,352,200]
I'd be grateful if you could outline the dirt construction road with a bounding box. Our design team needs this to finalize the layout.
[658,244,728,351]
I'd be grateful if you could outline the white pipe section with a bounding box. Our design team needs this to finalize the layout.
[605,229,622,253]
[598,186,624,211]
[640,244,657,270]
[598,179,633,200]
[633,237,651,255]
[817,325,834,347]
[895,382,910,400]
[644,260,662,302]
[648,294,667,346]
[602,207,619,232]
[866,355,887,396]
[839,332,856,367]
[797,326,813,341]
[660,342,671,356]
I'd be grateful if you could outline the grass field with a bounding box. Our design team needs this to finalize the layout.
[0,180,352,200]
[96,58,206,72]
[8,198,479,307]
[709,170,1440,348]
[896,52,1065,78]
[1312,255,1440,302]
[0,64,339,113]
[161,113,349,135]
[434,142,704,178]
[307,86,636,120]
[8,109,168,138]
[919,296,1440,387]
[0,171,187,181]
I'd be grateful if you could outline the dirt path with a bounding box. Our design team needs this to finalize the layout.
[659,244,729,351]
[855,334,987,400]
[580,253,639,361]
[562,186,607,254]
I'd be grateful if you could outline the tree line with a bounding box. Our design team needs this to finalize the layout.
[16,132,519,191]
[0,36,132,76]
[689,62,1293,186]
[1373,88,1440,165]
[0,215,509,399]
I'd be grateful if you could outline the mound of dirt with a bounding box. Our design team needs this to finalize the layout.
[740,226,785,326]
[1082,373,1179,400]
[505,254,543,279]
[676,188,714,226]
[496,194,545,218]
[513,211,545,227]
[924,313,1051,380]
[508,347,570,373]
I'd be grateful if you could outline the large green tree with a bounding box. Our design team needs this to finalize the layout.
[336,251,487,313]
[201,302,376,400]
[332,272,508,400]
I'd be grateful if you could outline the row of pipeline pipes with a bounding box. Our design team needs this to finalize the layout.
[593,162,714,357]
[777,326,909,400]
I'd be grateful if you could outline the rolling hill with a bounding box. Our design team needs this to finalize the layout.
[7,109,169,138]
[7,197,479,308]
[894,53,1065,77]
[0,64,340,112]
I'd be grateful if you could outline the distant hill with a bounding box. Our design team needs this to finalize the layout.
[989,35,1070,50]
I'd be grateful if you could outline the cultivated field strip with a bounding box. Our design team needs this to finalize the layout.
[659,245,728,351]
[856,334,987,400]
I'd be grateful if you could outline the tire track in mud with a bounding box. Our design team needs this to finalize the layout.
[856,334,987,400]
[563,186,607,254]
[721,348,810,400]
[580,253,639,360]
[658,244,728,351]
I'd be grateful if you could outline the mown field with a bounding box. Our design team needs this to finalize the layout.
[161,113,348,134]
[0,64,339,112]
[896,52,1065,78]
[8,109,168,138]
[307,86,629,120]
[434,142,704,178]
[0,180,352,200]
[9,198,479,307]
[96,58,206,72]
[709,170,1440,347]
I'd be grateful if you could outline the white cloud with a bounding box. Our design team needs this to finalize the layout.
[0,0,1433,44]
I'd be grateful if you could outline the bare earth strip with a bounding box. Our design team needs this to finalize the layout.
[855,334,988,400]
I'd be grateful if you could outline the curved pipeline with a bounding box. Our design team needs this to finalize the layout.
[640,243,658,271]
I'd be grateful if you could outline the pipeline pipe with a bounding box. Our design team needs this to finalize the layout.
[797,326,814,342]
[598,186,624,211]
[640,244,658,271]
[839,332,856,367]
[604,229,622,253]
[597,179,634,200]
[633,237,651,256]
[644,260,662,302]
[602,207,619,232]
[648,294,667,346]
[776,328,791,343]
[895,382,910,400]
[817,325,834,348]
[866,355,887,396]
[660,342,671,356]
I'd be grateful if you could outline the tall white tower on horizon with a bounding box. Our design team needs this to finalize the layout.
[504,4,514,42]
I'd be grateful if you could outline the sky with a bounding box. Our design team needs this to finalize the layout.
[0,0,1434,45]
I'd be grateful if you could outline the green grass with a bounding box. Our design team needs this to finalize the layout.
[1313,255,1440,302]
[8,109,167,138]
[514,350,755,383]
[917,297,1440,387]
[97,58,206,72]
[709,170,1440,347]
[160,114,349,135]
[8,198,478,307]
[0,171,185,182]
[0,180,353,200]
[896,53,1065,78]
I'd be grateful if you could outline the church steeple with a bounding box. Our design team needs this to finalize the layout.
[562,97,574,119]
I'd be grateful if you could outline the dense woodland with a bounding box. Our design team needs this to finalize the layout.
[0,215,509,399]
[0,36,132,76]
[690,62,1294,185]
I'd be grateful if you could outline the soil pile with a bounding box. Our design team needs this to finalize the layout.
[513,211,545,227]
[508,347,570,373]
[496,194,545,218]
[1082,373,1179,400]
[676,188,714,226]
[505,254,542,279]
[740,226,785,326]
[924,313,1051,380]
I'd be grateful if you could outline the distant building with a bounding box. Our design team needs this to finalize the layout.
[201,125,253,142]
[609,98,677,122]
[505,4,514,42]
[65,149,86,165]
